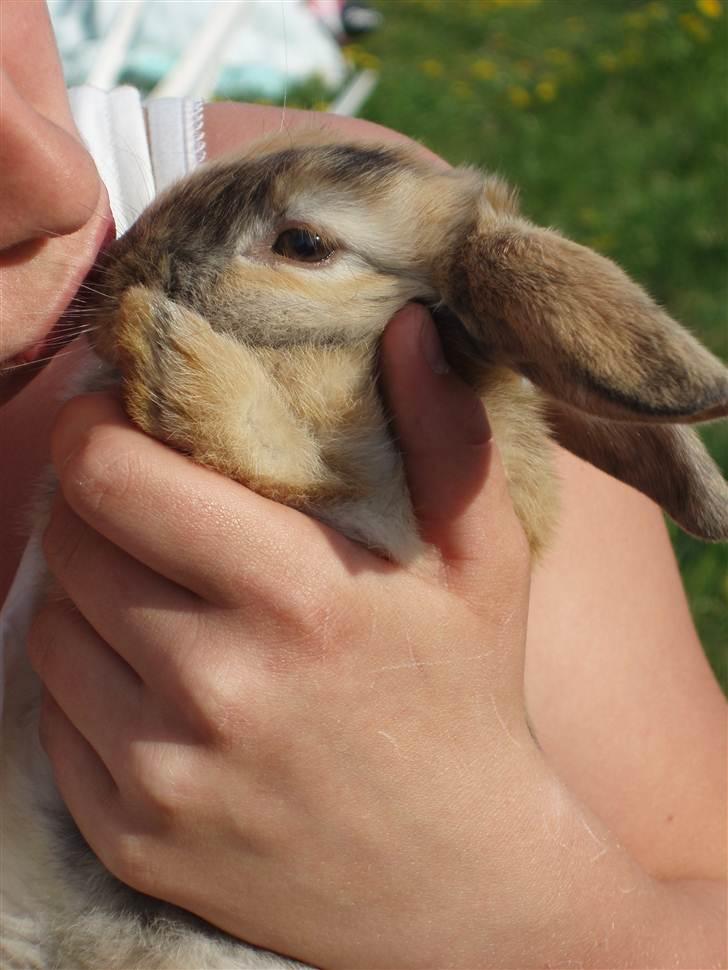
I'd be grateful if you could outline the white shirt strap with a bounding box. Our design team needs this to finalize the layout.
[68,85,155,235]
[146,97,207,193]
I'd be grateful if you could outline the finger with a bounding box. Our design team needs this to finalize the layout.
[42,496,213,691]
[38,689,119,838]
[51,393,371,607]
[37,691,161,897]
[381,305,530,595]
[28,598,142,772]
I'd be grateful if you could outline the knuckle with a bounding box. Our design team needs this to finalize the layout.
[55,423,141,521]
[188,666,254,753]
[274,581,353,653]
[124,744,189,823]
[101,831,158,894]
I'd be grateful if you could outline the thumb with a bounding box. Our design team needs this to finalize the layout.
[380,305,530,600]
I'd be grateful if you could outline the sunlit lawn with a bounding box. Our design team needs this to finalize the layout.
[346,0,727,687]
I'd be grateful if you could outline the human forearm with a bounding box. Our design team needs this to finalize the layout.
[494,779,727,970]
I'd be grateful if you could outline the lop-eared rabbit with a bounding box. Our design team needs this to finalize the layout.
[3,131,728,969]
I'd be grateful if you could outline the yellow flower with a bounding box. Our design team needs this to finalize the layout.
[589,233,616,253]
[623,11,649,29]
[578,207,600,227]
[680,12,711,38]
[535,80,557,102]
[344,45,366,67]
[646,1,669,20]
[566,16,585,34]
[358,52,381,70]
[597,51,618,72]
[696,0,722,17]
[420,58,445,78]
[621,41,644,66]
[508,85,531,108]
[451,80,474,99]
[313,101,329,112]
[545,48,572,67]
[470,58,498,80]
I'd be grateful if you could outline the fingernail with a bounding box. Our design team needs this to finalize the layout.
[419,315,450,375]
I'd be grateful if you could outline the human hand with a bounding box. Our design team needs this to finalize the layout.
[30,306,725,969]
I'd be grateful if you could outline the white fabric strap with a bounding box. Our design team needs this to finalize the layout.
[66,88,207,229]
[68,85,156,235]
[146,97,207,193]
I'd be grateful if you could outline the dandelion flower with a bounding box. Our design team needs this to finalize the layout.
[623,11,649,29]
[536,80,557,102]
[420,58,445,78]
[508,85,531,108]
[646,1,669,20]
[597,51,618,72]
[589,233,616,253]
[680,12,711,38]
[545,48,572,66]
[470,58,498,80]
[696,0,722,18]
[621,41,644,66]
[452,81,474,99]
[359,52,381,70]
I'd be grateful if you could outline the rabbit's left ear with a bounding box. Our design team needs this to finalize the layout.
[546,400,728,540]
[441,218,728,424]
[435,210,728,539]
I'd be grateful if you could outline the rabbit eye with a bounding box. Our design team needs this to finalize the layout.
[272,228,334,263]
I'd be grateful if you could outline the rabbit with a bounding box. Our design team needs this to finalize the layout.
[2,129,727,970]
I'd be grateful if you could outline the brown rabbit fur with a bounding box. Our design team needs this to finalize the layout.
[2,130,727,970]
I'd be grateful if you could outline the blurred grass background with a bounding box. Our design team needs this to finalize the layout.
[288,0,728,687]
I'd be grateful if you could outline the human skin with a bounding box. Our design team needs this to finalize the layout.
[2,1,726,966]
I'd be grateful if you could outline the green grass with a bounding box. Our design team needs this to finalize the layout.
[282,0,728,687]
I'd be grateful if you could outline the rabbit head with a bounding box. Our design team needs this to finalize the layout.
[86,131,728,558]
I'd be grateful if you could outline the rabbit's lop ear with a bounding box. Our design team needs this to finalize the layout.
[547,401,728,540]
[444,216,728,424]
[438,203,728,540]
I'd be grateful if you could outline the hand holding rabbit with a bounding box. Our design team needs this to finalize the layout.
[32,307,725,969]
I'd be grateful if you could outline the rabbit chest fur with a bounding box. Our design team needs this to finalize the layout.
[2,131,727,970]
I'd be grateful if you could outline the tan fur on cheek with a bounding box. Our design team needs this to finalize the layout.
[210,260,425,345]
[112,286,352,506]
